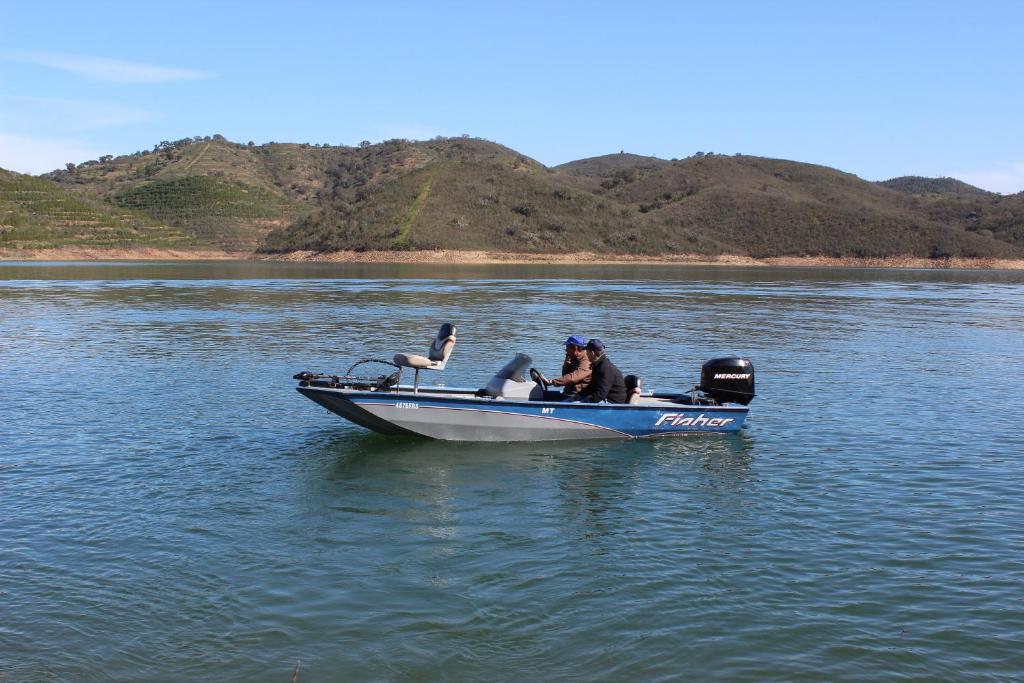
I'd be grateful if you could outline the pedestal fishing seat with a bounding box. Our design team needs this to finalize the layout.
[393,323,457,393]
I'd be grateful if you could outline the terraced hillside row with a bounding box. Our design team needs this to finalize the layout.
[111,176,304,250]
[0,169,198,250]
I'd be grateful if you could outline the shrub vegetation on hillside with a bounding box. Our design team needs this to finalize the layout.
[10,137,1018,258]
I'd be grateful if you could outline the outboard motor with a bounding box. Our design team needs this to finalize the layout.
[699,357,755,405]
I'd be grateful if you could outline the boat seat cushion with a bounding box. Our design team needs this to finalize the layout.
[393,324,457,371]
[428,335,457,362]
[394,353,434,369]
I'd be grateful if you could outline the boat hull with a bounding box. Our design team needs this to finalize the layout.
[298,386,747,442]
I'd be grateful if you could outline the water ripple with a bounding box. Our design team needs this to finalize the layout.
[1,263,1023,680]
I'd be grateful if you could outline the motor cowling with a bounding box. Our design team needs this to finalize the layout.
[700,357,755,405]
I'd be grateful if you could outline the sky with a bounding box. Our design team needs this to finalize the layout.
[2,0,1023,192]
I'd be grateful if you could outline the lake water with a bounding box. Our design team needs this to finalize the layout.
[1,261,1023,681]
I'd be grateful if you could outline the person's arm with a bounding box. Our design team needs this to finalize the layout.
[552,357,591,386]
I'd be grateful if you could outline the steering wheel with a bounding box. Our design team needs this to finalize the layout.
[529,367,549,390]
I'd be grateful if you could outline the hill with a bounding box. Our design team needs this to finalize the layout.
[44,136,315,250]
[17,137,1024,260]
[873,177,1024,250]
[0,168,198,251]
[555,153,671,179]
[261,151,722,255]
[42,136,542,251]
[110,175,303,251]
[879,176,991,197]
[548,153,1017,258]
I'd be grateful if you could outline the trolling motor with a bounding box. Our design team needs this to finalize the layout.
[293,358,400,391]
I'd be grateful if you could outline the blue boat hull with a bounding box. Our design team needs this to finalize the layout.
[298,386,748,442]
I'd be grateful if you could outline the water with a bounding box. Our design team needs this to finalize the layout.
[1,261,1022,681]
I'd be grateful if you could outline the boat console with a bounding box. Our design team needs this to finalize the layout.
[478,353,545,400]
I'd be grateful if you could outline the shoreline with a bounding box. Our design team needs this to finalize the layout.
[2,247,1023,270]
[0,247,240,261]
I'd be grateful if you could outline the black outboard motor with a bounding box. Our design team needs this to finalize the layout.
[699,357,755,405]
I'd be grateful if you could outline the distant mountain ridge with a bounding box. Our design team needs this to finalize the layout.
[0,136,1019,259]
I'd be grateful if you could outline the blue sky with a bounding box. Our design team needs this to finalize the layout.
[2,0,1023,191]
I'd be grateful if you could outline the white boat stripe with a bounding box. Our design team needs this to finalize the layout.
[352,401,633,437]
[306,386,748,412]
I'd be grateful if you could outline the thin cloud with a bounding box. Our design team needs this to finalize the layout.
[0,132,101,175]
[954,162,1024,195]
[14,51,214,83]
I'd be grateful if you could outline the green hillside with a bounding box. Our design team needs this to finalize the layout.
[879,176,991,197]
[48,135,337,200]
[111,176,303,250]
[262,157,723,254]
[0,169,198,250]
[875,176,1024,250]
[548,154,1016,258]
[911,191,1024,250]
[16,136,1024,259]
[43,136,543,251]
[556,153,671,179]
[265,149,1022,258]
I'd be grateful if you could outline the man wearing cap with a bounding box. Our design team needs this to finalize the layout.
[547,335,592,396]
[578,338,627,404]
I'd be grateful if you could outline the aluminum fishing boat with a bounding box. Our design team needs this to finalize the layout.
[294,324,755,442]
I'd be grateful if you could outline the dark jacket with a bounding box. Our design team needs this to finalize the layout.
[580,354,627,403]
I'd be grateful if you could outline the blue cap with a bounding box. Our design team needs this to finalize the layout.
[563,335,586,347]
[586,338,605,352]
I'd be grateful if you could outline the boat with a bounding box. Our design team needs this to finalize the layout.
[293,324,755,442]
